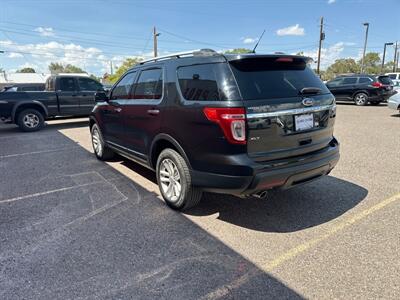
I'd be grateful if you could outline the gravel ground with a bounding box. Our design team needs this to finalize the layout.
[0,104,399,299]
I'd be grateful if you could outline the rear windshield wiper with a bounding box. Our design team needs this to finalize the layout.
[299,87,322,95]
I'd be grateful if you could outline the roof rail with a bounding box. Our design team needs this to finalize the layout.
[139,48,218,65]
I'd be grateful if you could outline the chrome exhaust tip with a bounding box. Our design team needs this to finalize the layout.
[252,191,268,199]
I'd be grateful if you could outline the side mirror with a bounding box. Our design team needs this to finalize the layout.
[94,91,108,103]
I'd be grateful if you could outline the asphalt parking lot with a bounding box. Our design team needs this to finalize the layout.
[1,104,399,299]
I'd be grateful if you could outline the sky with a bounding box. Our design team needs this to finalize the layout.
[0,0,399,76]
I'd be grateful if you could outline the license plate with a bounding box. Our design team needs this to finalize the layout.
[295,114,314,131]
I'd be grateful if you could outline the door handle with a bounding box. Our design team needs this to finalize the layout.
[114,107,122,113]
[147,109,160,116]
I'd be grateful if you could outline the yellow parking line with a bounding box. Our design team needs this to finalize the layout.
[262,191,400,271]
[202,192,400,300]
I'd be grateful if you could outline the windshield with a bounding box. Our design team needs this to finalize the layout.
[229,57,330,100]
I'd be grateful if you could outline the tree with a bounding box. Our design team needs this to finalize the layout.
[89,74,101,82]
[108,58,141,83]
[17,67,36,73]
[325,58,360,80]
[224,48,253,54]
[358,52,380,74]
[48,62,86,74]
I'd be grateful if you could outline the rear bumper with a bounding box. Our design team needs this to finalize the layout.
[369,94,392,102]
[191,138,340,196]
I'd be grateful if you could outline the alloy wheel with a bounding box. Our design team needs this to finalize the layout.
[159,158,182,202]
[92,127,103,156]
[355,93,367,105]
[23,114,40,128]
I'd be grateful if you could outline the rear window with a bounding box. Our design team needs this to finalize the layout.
[229,57,329,100]
[378,76,393,85]
[177,63,240,101]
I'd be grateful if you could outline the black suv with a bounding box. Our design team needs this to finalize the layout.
[90,49,339,210]
[326,74,394,106]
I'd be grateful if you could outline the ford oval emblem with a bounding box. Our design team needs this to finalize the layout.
[302,98,314,106]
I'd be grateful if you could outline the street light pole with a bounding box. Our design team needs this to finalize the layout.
[381,42,394,73]
[361,22,369,73]
[393,42,398,72]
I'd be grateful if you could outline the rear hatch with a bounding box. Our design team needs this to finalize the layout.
[377,75,394,92]
[228,55,336,162]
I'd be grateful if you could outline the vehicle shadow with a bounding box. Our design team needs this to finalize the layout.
[117,157,368,234]
[0,123,304,299]
[186,176,368,233]
[390,113,400,117]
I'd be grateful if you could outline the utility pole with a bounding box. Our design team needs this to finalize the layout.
[396,48,399,72]
[316,17,325,75]
[153,26,160,57]
[110,60,113,75]
[381,42,394,72]
[360,22,369,73]
[393,42,398,72]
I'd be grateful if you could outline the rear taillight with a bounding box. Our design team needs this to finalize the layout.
[203,107,246,144]
[372,82,383,88]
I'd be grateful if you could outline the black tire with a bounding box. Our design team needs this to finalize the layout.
[353,92,369,106]
[156,148,202,211]
[90,123,114,160]
[17,109,44,132]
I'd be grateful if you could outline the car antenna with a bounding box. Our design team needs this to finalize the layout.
[252,29,266,53]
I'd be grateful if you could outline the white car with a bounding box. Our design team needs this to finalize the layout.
[388,86,400,112]
[386,72,400,86]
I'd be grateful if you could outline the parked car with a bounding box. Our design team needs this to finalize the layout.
[0,74,104,131]
[388,87,400,113]
[1,83,45,92]
[89,49,339,211]
[326,74,394,106]
[386,72,400,86]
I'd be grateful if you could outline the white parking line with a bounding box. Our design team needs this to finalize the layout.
[0,181,104,204]
[0,147,76,159]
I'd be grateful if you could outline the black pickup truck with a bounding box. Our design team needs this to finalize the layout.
[0,75,104,131]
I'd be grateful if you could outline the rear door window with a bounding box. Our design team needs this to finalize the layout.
[342,77,357,85]
[110,72,136,100]
[358,77,372,84]
[132,68,163,100]
[229,57,329,100]
[59,77,77,91]
[177,63,240,101]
